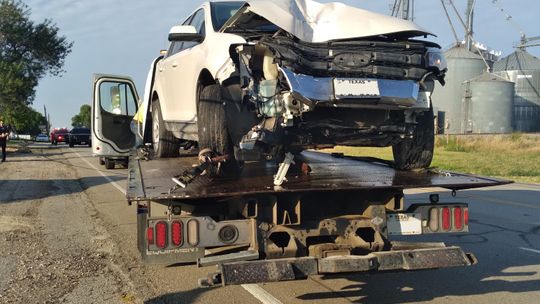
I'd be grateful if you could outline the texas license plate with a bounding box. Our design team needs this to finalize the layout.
[387,213,422,235]
[334,78,380,99]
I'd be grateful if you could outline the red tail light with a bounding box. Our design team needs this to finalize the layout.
[464,208,469,226]
[171,221,183,247]
[454,207,463,230]
[442,207,451,231]
[147,227,154,245]
[155,221,168,249]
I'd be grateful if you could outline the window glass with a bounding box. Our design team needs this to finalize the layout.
[183,9,206,50]
[99,81,137,116]
[168,41,183,57]
[210,2,244,31]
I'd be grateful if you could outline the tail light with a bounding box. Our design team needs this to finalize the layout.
[423,205,468,233]
[187,220,199,246]
[171,221,183,247]
[454,207,463,230]
[147,227,154,245]
[428,208,439,232]
[155,221,168,249]
[441,207,451,231]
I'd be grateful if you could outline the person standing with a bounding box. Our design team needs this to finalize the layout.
[0,120,9,162]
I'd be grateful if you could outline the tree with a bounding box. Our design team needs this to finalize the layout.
[9,106,46,135]
[71,104,91,128]
[0,0,72,124]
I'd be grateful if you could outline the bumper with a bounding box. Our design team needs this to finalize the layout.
[280,67,428,109]
[203,246,476,286]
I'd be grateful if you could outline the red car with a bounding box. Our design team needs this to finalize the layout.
[50,128,69,145]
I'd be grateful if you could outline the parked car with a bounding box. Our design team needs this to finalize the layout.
[68,127,92,147]
[50,128,69,145]
[35,134,49,142]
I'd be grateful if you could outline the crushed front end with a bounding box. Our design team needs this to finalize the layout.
[230,33,446,161]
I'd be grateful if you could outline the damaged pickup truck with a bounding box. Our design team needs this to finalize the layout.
[140,0,447,176]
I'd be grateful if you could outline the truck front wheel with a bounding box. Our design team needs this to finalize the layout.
[198,84,242,177]
[151,99,179,158]
[392,107,434,170]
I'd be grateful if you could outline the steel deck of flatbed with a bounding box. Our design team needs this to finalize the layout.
[126,151,511,201]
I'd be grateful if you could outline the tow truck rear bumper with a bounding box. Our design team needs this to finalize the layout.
[201,246,476,287]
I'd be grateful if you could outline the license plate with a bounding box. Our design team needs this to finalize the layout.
[387,213,422,235]
[334,78,380,99]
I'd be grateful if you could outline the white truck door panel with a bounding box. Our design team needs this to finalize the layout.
[92,75,139,156]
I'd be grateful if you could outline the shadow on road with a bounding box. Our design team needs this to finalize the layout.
[144,288,211,304]
[0,176,125,204]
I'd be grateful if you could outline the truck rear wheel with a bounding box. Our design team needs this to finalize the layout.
[104,158,115,169]
[151,99,179,158]
[198,84,242,176]
[392,107,434,170]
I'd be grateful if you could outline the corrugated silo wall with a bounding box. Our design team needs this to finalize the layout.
[494,70,540,132]
[463,79,514,133]
[432,57,486,134]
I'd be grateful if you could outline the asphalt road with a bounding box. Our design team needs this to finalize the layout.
[1,143,539,303]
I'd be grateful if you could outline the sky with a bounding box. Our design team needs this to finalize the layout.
[24,0,540,129]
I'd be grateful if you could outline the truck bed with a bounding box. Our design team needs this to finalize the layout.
[127,151,511,202]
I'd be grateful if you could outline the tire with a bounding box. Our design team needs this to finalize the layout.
[151,99,179,158]
[198,84,242,176]
[392,107,435,170]
[99,157,105,166]
[104,158,115,170]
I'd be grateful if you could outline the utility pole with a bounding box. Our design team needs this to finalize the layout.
[391,0,414,21]
[465,0,475,51]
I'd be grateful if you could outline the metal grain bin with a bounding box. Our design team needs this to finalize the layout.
[462,73,514,133]
[432,46,487,133]
[493,50,540,132]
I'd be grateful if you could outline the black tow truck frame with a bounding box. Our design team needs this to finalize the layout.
[127,150,510,287]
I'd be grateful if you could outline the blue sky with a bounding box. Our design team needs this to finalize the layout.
[25,0,540,128]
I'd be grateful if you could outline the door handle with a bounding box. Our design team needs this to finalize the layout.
[172,62,178,68]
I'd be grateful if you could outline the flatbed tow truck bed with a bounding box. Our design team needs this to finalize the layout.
[127,151,511,287]
[127,151,508,201]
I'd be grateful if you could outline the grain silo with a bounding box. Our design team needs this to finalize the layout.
[493,50,540,132]
[462,73,514,133]
[432,46,488,134]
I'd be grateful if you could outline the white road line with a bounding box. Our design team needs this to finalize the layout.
[520,247,540,255]
[73,151,126,195]
[73,149,283,304]
[241,284,283,304]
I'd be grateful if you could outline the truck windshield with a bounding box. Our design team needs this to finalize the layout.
[210,1,244,31]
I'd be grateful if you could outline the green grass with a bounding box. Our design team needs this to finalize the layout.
[328,134,540,184]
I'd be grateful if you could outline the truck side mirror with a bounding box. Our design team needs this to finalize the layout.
[168,25,203,42]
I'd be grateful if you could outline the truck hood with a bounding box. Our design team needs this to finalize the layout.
[221,0,433,43]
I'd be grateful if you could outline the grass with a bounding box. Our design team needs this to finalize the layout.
[328,134,540,184]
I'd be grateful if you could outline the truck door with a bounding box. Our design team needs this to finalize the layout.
[92,75,139,156]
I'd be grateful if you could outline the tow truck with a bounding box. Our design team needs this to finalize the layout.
[92,71,510,286]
